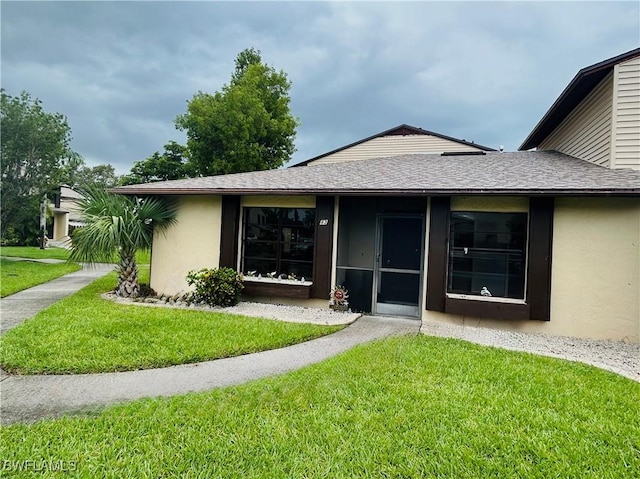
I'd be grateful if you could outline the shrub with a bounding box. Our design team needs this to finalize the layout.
[186,267,244,307]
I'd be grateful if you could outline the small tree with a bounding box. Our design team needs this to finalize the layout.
[69,187,177,297]
[175,48,299,176]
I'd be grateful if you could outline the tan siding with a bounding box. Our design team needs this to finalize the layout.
[308,135,484,165]
[612,56,640,169]
[539,72,613,167]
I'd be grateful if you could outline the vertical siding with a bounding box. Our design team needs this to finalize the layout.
[539,73,613,167]
[612,56,640,169]
[308,135,484,165]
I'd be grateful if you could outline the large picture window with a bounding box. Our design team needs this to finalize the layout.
[448,212,527,300]
[242,207,315,279]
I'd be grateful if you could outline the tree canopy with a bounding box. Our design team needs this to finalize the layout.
[1,90,77,244]
[175,48,299,176]
[121,141,191,185]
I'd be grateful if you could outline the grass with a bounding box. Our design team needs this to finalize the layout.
[0,246,71,260]
[0,268,342,374]
[0,259,82,297]
[0,246,151,264]
[1,337,638,478]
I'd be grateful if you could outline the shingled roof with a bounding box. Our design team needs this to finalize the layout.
[113,151,640,196]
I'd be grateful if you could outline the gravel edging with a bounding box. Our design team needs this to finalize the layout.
[421,320,640,382]
[101,293,360,326]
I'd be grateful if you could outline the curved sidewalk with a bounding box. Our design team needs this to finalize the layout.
[0,316,419,424]
[0,263,114,334]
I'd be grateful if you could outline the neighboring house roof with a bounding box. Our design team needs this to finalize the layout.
[112,150,640,196]
[292,124,496,167]
[520,47,640,151]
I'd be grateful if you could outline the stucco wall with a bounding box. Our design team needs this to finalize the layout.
[150,195,222,295]
[422,197,640,342]
[52,212,68,241]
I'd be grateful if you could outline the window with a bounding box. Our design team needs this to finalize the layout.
[426,197,553,321]
[448,212,527,300]
[242,207,315,279]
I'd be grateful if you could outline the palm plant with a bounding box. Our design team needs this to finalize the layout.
[69,187,177,297]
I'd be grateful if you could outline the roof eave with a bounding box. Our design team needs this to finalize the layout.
[519,47,640,151]
[111,187,640,197]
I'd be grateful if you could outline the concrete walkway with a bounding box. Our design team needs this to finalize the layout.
[0,263,114,334]
[0,316,419,424]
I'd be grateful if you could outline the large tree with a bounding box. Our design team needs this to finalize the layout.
[121,141,191,185]
[69,187,177,297]
[175,48,298,176]
[1,90,77,243]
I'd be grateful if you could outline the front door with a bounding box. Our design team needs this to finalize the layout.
[373,215,424,318]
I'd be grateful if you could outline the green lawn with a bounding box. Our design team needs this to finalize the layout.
[0,245,151,264]
[0,259,82,297]
[0,246,71,260]
[1,337,637,478]
[0,269,342,374]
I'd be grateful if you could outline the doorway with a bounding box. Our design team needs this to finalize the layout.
[373,215,424,318]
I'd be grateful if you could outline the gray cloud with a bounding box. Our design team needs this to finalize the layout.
[2,1,638,174]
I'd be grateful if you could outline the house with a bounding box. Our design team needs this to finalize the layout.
[50,186,84,243]
[113,48,640,343]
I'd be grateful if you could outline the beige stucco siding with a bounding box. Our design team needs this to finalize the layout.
[52,212,68,241]
[150,195,222,295]
[451,196,529,212]
[240,196,316,208]
[550,197,639,341]
[308,135,484,165]
[611,56,640,169]
[539,72,613,167]
[423,197,640,342]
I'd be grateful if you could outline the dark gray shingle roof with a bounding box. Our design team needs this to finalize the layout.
[112,151,640,196]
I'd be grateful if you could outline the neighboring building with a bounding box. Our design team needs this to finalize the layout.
[293,124,494,166]
[520,47,640,169]
[51,186,84,242]
[113,49,640,343]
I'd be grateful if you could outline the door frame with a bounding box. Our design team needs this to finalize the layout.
[372,213,425,318]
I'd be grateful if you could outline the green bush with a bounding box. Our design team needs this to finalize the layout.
[186,267,244,307]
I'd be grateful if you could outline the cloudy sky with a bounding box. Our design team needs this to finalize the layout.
[2,1,639,174]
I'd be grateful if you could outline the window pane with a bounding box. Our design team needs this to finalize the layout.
[242,207,316,280]
[245,224,278,241]
[243,258,277,275]
[243,240,277,259]
[279,261,313,279]
[245,208,279,226]
[448,212,527,299]
[281,242,314,261]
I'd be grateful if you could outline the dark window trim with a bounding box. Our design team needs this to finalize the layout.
[426,196,553,321]
[312,196,334,299]
[219,196,240,269]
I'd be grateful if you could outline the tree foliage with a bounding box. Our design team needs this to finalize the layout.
[175,48,298,176]
[72,164,121,189]
[1,90,77,244]
[69,187,177,297]
[121,141,190,185]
